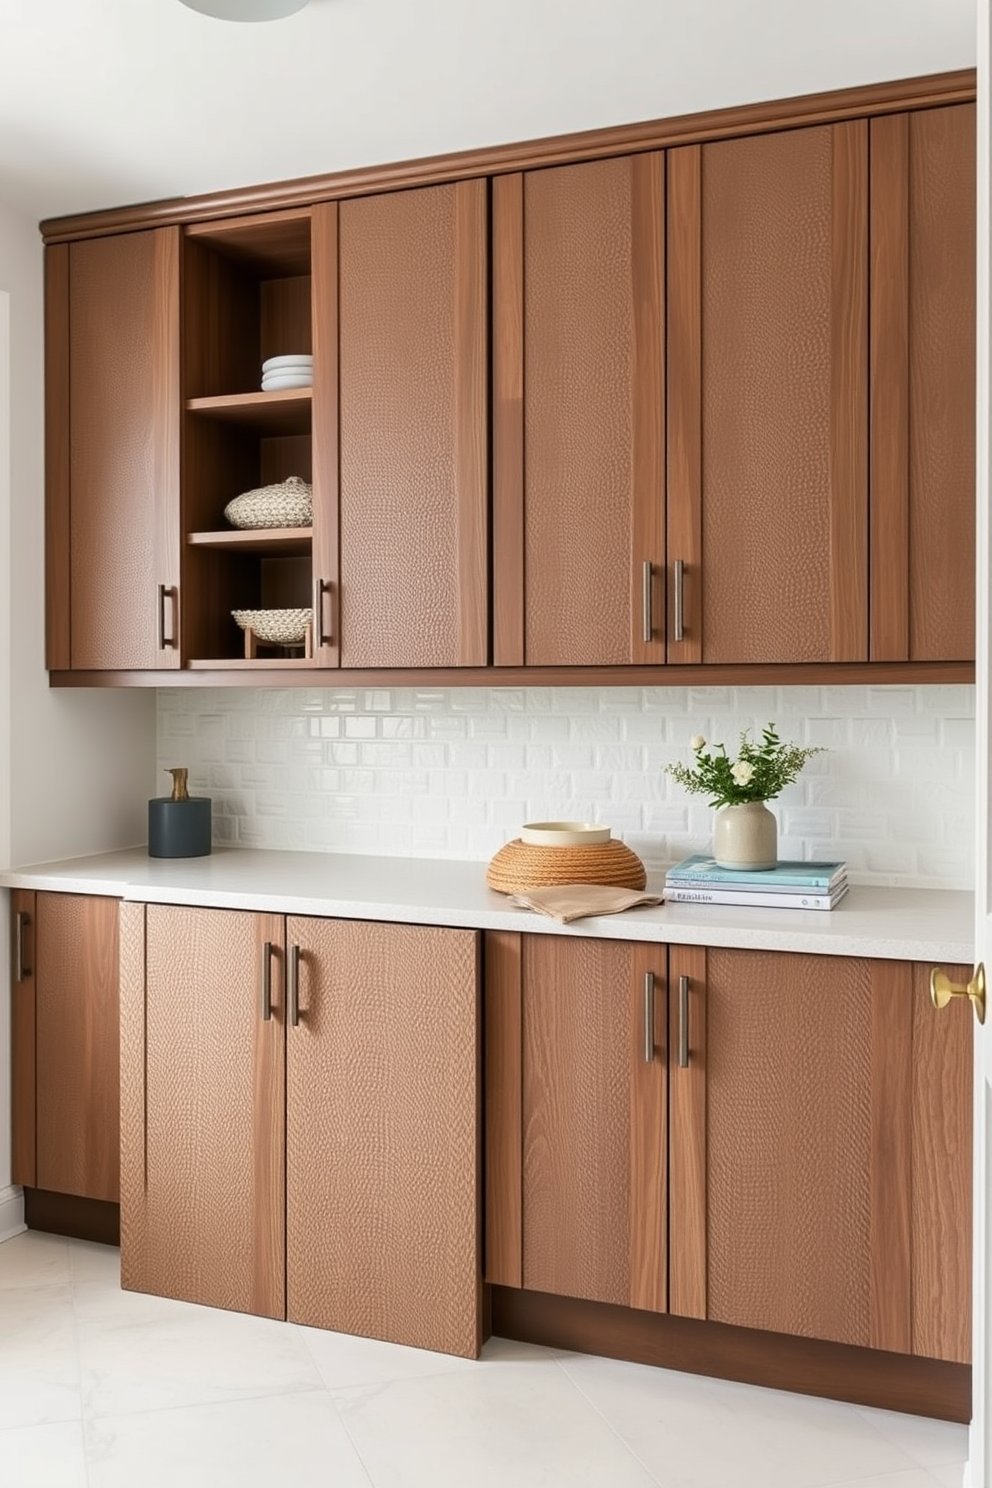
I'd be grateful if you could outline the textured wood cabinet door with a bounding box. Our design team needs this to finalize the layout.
[669,947,972,1362]
[285,918,481,1356]
[120,904,285,1318]
[337,182,487,668]
[515,935,668,1310]
[491,155,665,666]
[667,124,868,663]
[49,228,181,669]
[31,894,120,1203]
[870,104,976,662]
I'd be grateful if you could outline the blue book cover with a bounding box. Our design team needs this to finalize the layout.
[665,854,846,889]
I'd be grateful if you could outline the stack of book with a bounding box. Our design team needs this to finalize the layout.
[664,855,848,911]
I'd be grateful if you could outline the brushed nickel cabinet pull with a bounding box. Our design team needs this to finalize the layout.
[158,584,177,650]
[642,560,653,644]
[678,974,690,1068]
[316,579,333,646]
[288,944,301,1028]
[260,940,274,1022]
[643,970,655,1063]
[14,911,30,983]
[673,559,685,643]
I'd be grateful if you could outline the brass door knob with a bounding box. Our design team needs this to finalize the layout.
[930,964,985,1025]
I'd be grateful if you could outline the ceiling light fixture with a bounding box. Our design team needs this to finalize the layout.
[178,0,308,20]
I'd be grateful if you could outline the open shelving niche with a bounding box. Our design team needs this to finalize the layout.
[181,208,317,668]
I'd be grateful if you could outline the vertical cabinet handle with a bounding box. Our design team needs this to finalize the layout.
[643,970,655,1063]
[673,559,685,643]
[642,561,653,644]
[678,974,690,1068]
[158,584,177,650]
[288,944,301,1027]
[316,580,333,646]
[14,911,30,983]
[260,940,274,1022]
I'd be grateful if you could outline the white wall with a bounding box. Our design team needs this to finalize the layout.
[160,682,975,889]
[0,200,156,1234]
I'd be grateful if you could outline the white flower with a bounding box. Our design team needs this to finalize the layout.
[731,760,755,785]
[689,734,706,751]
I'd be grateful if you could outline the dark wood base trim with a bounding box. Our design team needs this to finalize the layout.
[49,660,975,690]
[491,1286,972,1424]
[24,1188,121,1247]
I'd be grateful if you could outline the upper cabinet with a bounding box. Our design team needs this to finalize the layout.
[43,76,976,683]
[47,229,181,670]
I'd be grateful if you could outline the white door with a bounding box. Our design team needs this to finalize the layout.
[971,5,991,1482]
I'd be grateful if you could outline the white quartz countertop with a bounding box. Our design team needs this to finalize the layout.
[0,847,975,964]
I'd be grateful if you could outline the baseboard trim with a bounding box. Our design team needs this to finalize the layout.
[0,1184,26,1243]
[491,1286,972,1424]
[23,1188,120,1246]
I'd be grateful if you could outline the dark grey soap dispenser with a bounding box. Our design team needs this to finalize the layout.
[148,767,212,858]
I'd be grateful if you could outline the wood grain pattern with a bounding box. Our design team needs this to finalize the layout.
[121,905,286,1319]
[666,148,702,663]
[522,936,666,1311]
[906,105,976,662]
[667,943,707,1319]
[491,1286,971,1423]
[869,959,913,1353]
[69,228,181,669]
[10,890,37,1188]
[35,894,120,1203]
[491,174,525,667]
[285,918,481,1357]
[49,659,976,690]
[911,961,972,1363]
[44,246,71,671]
[869,112,911,660]
[185,209,312,276]
[628,944,667,1313]
[338,182,488,668]
[680,124,867,664]
[520,155,664,665]
[260,275,312,362]
[41,71,975,244]
[484,931,523,1288]
[310,201,340,667]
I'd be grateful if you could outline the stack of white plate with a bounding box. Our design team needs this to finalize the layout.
[261,354,313,391]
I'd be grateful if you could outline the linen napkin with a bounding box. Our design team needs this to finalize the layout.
[508,884,664,924]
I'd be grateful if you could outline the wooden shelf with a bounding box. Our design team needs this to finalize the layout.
[185,656,315,670]
[185,389,312,435]
[186,527,313,555]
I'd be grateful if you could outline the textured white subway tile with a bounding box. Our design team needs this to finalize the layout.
[919,685,975,715]
[942,718,976,747]
[805,717,851,747]
[324,692,360,713]
[865,844,920,876]
[447,743,490,769]
[868,687,919,714]
[359,743,413,768]
[780,809,836,839]
[895,745,958,777]
[689,687,731,710]
[597,745,644,773]
[553,689,602,714]
[342,717,376,739]
[892,715,941,742]
[849,718,894,748]
[489,690,526,713]
[834,809,890,841]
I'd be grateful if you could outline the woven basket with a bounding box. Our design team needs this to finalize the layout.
[487,838,647,894]
[232,608,312,645]
[224,476,313,530]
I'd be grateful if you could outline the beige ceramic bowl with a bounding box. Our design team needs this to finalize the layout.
[520,821,611,847]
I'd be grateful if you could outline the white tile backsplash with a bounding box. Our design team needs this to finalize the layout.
[156,684,976,888]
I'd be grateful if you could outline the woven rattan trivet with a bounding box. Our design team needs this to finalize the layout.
[486,838,647,894]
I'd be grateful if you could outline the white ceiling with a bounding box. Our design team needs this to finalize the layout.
[0,0,977,225]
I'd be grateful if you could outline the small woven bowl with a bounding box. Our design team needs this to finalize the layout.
[224,475,313,530]
[232,608,312,645]
[487,838,647,894]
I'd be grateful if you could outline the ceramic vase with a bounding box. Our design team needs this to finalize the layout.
[713,800,777,870]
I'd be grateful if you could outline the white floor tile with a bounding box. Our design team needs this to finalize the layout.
[332,1360,661,1488]
[929,1463,968,1487]
[557,1354,921,1488]
[84,1390,372,1488]
[74,1282,323,1419]
[0,1230,70,1290]
[297,1319,561,1390]
[67,1239,121,1287]
[0,1284,81,1430]
[0,1419,89,1487]
[854,1404,970,1469]
[817,1474,955,1488]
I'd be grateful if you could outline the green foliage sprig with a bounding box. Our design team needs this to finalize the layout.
[667,723,823,809]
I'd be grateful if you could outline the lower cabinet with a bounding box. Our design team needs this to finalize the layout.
[119,903,482,1358]
[10,890,120,1203]
[486,934,972,1369]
